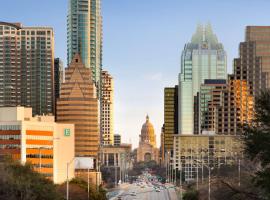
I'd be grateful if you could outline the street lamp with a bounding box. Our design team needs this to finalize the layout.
[194,159,213,200]
[66,157,76,200]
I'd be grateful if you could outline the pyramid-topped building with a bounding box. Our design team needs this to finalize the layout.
[56,54,99,158]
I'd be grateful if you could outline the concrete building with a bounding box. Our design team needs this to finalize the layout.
[114,134,121,146]
[178,24,227,135]
[173,134,242,181]
[0,22,54,116]
[99,144,132,183]
[101,70,114,145]
[56,54,99,158]
[0,107,74,184]
[136,115,159,163]
[164,86,178,156]
[67,0,102,94]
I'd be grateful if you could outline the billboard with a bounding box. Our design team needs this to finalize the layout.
[75,157,94,169]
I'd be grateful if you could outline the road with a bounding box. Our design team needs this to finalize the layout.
[111,183,178,200]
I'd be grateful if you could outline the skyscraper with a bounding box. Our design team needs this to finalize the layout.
[245,26,270,89]
[164,86,178,154]
[178,24,227,135]
[54,58,64,100]
[0,22,54,116]
[56,54,99,158]
[101,70,114,145]
[67,0,102,93]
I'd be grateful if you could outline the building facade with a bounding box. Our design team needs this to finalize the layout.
[173,134,242,181]
[99,144,132,183]
[54,58,64,100]
[56,54,99,158]
[0,107,75,184]
[101,70,114,145]
[0,22,54,116]
[197,79,227,134]
[178,24,227,135]
[245,26,270,89]
[136,115,159,163]
[114,134,121,146]
[67,0,102,93]
[164,86,178,155]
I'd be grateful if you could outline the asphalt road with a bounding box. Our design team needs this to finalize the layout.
[116,183,178,200]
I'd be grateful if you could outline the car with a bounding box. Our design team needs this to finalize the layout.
[155,189,160,192]
[130,192,136,196]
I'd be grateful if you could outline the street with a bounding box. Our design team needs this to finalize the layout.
[110,183,178,200]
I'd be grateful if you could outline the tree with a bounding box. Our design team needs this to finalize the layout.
[0,159,62,200]
[57,178,107,200]
[244,89,270,199]
[183,186,199,200]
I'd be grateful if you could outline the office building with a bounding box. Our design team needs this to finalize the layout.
[114,134,121,146]
[0,107,74,184]
[0,22,54,116]
[67,0,102,93]
[178,24,227,135]
[164,86,178,155]
[173,134,242,181]
[56,54,99,158]
[101,70,114,145]
[54,58,64,100]
[197,79,227,134]
[245,26,270,89]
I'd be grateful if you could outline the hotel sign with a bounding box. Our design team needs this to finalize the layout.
[64,128,71,136]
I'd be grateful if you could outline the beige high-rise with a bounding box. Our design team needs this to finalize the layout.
[101,70,114,145]
[0,22,54,116]
[56,54,99,158]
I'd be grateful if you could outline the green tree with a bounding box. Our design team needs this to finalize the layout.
[183,187,199,200]
[0,159,62,200]
[244,89,270,199]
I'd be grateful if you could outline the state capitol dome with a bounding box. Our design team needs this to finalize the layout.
[140,115,156,148]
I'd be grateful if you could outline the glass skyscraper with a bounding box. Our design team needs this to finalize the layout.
[178,24,227,135]
[67,0,102,92]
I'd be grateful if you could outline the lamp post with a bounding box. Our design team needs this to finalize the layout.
[194,159,213,200]
[66,157,76,200]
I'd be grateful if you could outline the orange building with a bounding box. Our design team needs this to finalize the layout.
[0,107,75,184]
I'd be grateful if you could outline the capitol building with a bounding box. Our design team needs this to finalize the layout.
[136,115,159,163]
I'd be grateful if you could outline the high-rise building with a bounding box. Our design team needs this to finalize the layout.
[178,24,227,135]
[0,106,75,184]
[54,58,64,100]
[114,134,121,146]
[197,79,227,134]
[164,86,178,154]
[160,125,165,165]
[56,54,99,158]
[245,26,270,89]
[0,22,54,116]
[67,0,102,93]
[101,70,114,145]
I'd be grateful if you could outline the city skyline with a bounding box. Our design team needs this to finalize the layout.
[2,0,270,148]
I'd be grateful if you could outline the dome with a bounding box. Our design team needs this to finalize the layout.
[140,115,156,147]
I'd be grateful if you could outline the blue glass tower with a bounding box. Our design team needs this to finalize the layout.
[178,24,227,135]
[67,0,102,92]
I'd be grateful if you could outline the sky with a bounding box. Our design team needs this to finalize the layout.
[1,0,270,148]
